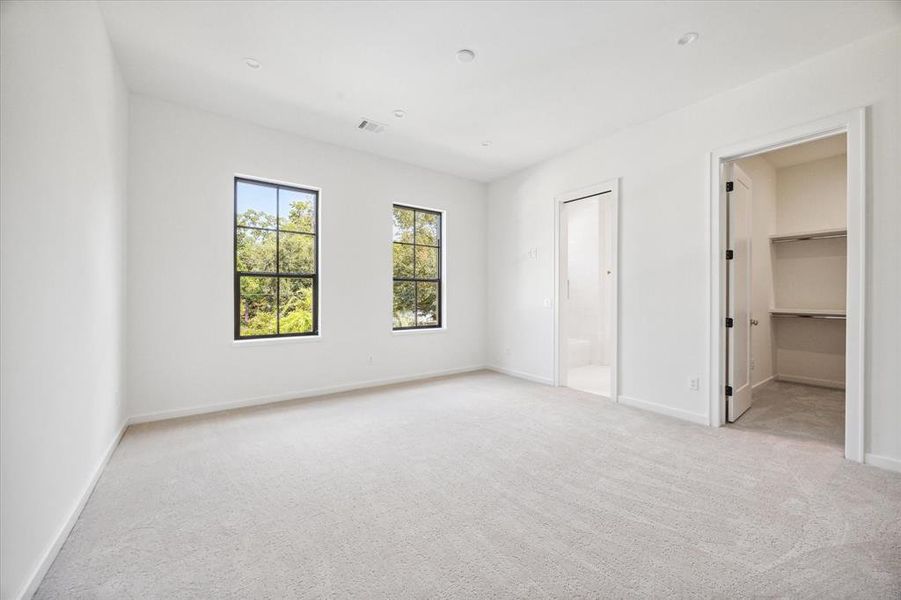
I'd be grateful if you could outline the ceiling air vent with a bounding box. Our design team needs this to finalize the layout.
[358,119,387,133]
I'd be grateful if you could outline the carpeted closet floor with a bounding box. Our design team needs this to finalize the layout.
[35,371,901,598]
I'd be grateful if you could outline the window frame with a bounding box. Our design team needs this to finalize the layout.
[234,176,320,340]
[392,204,443,331]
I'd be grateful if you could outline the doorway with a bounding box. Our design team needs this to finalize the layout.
[709,109,865,462]
[555,180,619,400]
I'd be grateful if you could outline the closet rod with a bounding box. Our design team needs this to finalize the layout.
[771,313,846,320]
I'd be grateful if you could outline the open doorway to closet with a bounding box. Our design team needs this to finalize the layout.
[710,109,866,462]
[725,135,848,449]
[555,180,619,400]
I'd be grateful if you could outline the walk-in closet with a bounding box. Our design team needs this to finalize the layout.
[727,134,847,449]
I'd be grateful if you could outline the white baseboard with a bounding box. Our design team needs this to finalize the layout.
[17,419,129,600]
[752,375,775,390]
[618,395,709,426]
[487,367,708,427]
[775,374,845,390]
[865,453,901,473]
[128,365,488,425]
[485,365,554,386]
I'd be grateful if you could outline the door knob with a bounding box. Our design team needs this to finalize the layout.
[750,318,759,326]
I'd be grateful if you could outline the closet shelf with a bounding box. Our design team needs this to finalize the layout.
[769,308,846,320]
[770,228,847,243]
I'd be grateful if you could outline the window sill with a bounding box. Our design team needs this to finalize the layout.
[392,327,447,336]
[232,335,322,347]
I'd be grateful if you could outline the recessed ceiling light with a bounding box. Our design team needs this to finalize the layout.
[244,57,261,69]
[481,140,491,148]
[393,109,406,119]
[677,32,699,46]
[456,49,476,63]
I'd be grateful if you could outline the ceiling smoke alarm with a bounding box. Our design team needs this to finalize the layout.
[456,49,476,63]
[358,119,387,133]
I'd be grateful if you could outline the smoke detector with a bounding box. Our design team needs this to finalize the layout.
[358,119,387,133]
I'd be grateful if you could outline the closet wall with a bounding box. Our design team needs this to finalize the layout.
[737,143,847,392]
[770,152,847,388]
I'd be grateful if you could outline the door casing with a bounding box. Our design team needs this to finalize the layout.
[708,108,866,462]
[553,179,620,401]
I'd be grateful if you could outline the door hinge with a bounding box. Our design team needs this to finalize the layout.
[726,181,734,192]
[725,317,734,328]
[725,385,733,396]
[725,249,734,260]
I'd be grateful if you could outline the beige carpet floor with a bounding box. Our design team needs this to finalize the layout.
[35,371,901,598]
[729,380,845,449]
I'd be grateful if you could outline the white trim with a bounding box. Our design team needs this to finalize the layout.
[486,365,555,386]
[232,334,322,347]
[618,395,709,426]
[391,327,447,336]
[17,420,129,600]
[553,178,620,402]
[774,374,845,390]
[864,453,901,473]
[708,107,866,463]
[751,375,775,390]
[233,173,323,193]
[127,365,486,425]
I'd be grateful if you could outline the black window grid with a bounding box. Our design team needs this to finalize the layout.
[234,177,319,339]
[392,205,442,330]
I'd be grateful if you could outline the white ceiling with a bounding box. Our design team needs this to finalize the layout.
[98,1,901,182]
[761,134,847,169]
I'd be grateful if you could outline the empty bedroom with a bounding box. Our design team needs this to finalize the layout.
[1,1,900,598]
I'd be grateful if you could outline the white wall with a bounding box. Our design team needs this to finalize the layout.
[775,154,848,234]
[487,29,900,460]
[126,96,487,419]
[0,2,128,599]
[734,157,776,387]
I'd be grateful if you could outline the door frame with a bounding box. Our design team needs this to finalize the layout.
[708,108,866,462]
[553,178,620,402]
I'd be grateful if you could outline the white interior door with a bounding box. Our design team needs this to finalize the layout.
[727,164,753,422]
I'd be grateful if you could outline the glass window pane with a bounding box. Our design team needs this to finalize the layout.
[279,277,314,334]
[236,227,276,272]
[393,243,414,278]
[414,246,438,279]
[393,281,415,328]
[279,232,316,274]
[415,211,440,246]
[236,181,277,228]
[393,207,414,243]
[416,282,439,327]
[239,276,277,337]
[279,189,316,233]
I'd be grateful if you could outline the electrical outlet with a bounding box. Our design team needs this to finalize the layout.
[750,358,756,371]
[688,377,699,391]
[368,355,374,365]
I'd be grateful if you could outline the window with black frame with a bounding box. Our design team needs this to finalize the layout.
[392,205,442,329]
[234,178,318,339]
